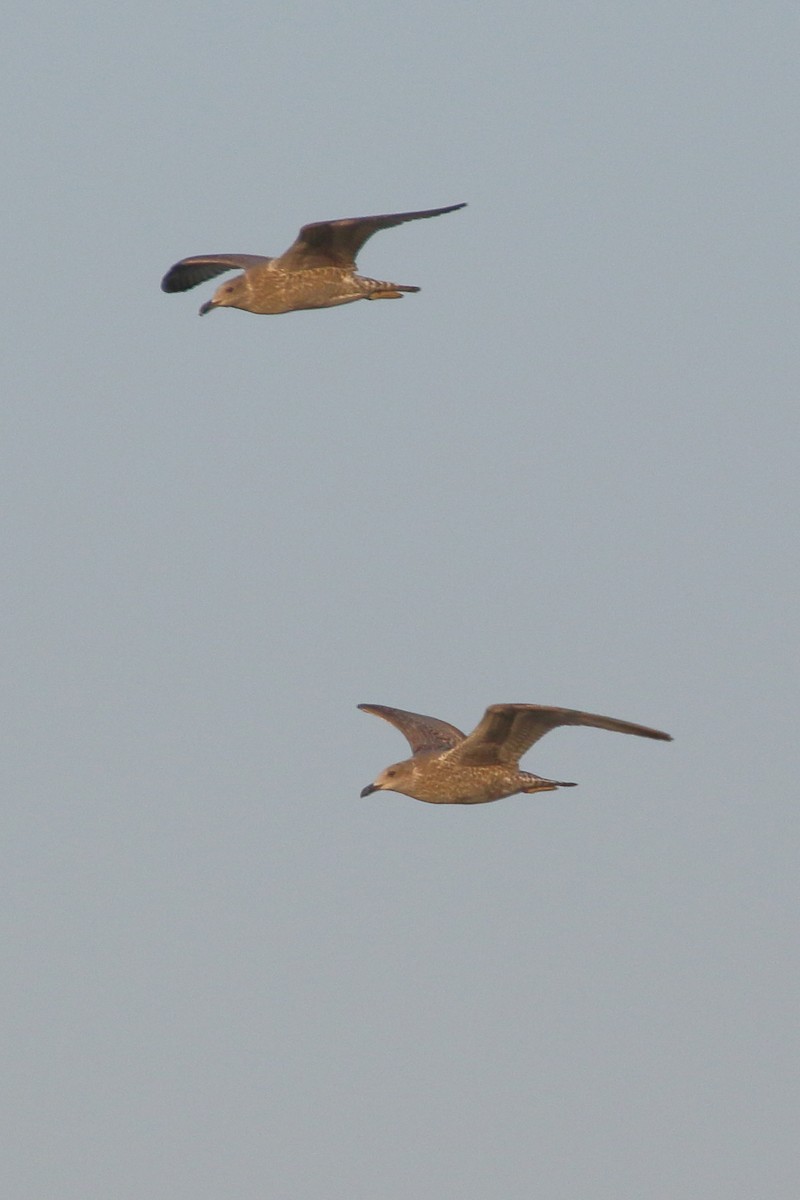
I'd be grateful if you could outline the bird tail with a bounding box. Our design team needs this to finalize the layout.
[521,774,577,794]
[365,280,421,299]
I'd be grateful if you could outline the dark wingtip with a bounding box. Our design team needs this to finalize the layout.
[160,266,186,293]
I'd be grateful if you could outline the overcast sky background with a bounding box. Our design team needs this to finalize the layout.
[3,3,798,1198]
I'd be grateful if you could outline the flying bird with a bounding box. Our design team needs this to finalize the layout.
[359,702,672,804]
[161,203,466,316]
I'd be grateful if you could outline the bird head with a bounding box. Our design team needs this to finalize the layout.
[360,759,415,798]
[199,275,249,315]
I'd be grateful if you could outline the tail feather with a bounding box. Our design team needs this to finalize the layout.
[367,283,420,299]
[521,776,577,794]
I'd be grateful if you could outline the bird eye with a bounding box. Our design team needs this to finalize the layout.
[387,770,396,778]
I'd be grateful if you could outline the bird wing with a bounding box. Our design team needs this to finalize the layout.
[161,255,273,293]
[358,704,466,756]
[450,704,673,766]
[274,203,466,271]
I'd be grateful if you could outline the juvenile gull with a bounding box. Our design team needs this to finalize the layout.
[161,203,466,316]
[359,703,672,804]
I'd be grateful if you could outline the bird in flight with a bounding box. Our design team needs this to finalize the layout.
[161,203,466,316]
[359,702,672,804]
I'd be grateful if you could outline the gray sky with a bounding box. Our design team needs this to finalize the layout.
[3,3,798,1198]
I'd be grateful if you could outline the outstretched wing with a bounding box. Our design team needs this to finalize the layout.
[275,203,466,271]
[450,704,672,766]
[358,704,466,756]
[161,255,272,293]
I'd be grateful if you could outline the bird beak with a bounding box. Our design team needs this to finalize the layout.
[360,783,379,797]
[198,300,216,315]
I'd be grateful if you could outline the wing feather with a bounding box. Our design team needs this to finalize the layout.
[358,704,466,756]
[161,255,272,293]
[275,203,466,271]
[451,704,672,766]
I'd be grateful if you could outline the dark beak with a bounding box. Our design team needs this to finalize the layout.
[198,300,216,315]
[360,783,379,797]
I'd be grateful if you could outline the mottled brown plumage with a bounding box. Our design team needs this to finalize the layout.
[161,204,466,316]
[359,702,672,804]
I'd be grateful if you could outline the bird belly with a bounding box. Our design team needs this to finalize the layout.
[410,763,520,805]
[278,268,369,312]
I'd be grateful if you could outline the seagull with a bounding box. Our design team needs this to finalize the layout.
[359,702,672,804]
[161,203,466,316]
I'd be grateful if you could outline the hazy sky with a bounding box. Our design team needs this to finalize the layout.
[3,3,798,1198]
